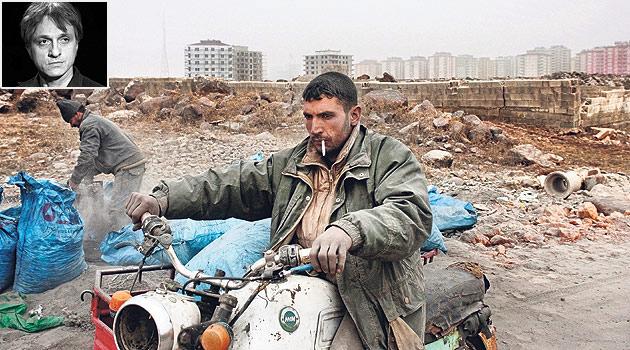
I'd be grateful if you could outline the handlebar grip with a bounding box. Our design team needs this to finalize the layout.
[141,212,153,223]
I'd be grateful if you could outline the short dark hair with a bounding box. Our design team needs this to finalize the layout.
[302,72,357,113]
[20,2,83,45]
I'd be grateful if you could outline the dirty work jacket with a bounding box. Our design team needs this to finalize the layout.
[71,111,145,184]
[152,125,432,349]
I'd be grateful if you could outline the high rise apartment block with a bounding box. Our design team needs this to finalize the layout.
[575,41,630,75]
[403,56,428,80]
[304,50,353,76]
[355,59,382,78]
[184,39,263,81]
[428,52,456,79]
[381,57,405,79]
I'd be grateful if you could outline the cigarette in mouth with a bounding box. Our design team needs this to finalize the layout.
[322,140,326,157]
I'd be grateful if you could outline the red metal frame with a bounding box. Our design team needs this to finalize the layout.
[89,265,175,350]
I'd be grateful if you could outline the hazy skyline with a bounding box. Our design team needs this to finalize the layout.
[2,0,629,81]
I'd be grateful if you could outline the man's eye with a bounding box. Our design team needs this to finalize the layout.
[60,37,70,44]
[303,114,312,120]
[37,39,50,46]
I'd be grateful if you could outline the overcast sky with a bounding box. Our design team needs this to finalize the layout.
[4,0,630,81]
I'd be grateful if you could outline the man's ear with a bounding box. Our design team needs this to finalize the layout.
[350,105,361,126]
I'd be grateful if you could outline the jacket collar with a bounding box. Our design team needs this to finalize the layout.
[283,124,372,176]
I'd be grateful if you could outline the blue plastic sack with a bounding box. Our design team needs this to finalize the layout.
[8,172,87,294]
[428,185,478,232]
[100,218,244,266]
[0,187,20,292]
[422,217,447,253]
[175,219,270,287]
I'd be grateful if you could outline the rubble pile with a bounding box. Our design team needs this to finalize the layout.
[543,72,630,89]
[432,166,630,257]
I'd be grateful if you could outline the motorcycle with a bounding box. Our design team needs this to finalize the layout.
[90,214,496,350]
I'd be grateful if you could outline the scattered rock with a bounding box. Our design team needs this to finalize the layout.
[433,115,451,129]
[106,110,139,121]
[73,93,87,105]
[16,89,52,113]
[510,144,563,167]
[588,184,630,215]
[521,232,545,244]
[0,100,12,113]
[123,80,146,102]
[255,131,275,141]
[399,121,419,134]
[410,100,439,119]
[490,235,514,246]
[583,174,606,191]
[179,104,204,121]
[577,202,599,220]
[421,150,453,168]
[139,96,176,115]
[376,72,396,82]
[193,78,232,95]
[29,152,47,161]
[462,114,482,126]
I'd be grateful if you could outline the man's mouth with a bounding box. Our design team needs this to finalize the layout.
[48,61,64,66]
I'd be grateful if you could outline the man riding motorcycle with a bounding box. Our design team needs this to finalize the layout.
[126,71,433,349]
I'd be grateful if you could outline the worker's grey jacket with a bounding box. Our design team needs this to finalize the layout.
[71,111,144,184]
[152,125,432,349]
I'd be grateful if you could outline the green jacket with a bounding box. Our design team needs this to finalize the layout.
[152,125,432,348]
[71,111,145,184]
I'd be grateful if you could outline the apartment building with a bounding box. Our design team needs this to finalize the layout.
[304,50,353,76]
[355,59,382,78]
[184,39,263,81]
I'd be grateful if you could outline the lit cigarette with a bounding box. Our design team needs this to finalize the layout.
[322,140,326,156]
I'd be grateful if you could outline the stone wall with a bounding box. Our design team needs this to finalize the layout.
[108,77,630,128]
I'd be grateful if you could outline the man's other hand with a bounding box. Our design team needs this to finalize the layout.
[125,192,159,230]
[309,226,353,276]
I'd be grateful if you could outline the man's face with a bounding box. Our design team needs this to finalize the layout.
[70,112,82,128]
[26,16,78,80]
[303,96,361,159]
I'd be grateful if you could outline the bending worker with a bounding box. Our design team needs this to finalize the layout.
[58,99,145,231]
[126,72,432,349]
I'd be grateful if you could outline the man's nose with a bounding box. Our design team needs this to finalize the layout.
[310,116,325,134]
[48,41,61,57]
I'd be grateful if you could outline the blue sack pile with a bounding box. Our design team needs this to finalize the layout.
[100,218,245,266]
[428,185,478,231]
[0,188,20,292]
[6,172,87,294]
[421,185,478,253]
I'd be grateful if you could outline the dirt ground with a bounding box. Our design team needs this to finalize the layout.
[0,95,629,350]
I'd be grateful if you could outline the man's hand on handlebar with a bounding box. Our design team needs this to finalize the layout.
[125,192,160,230]
[309,226,352,277]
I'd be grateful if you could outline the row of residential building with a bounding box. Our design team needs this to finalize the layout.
[184,39,629,81]
[307,42,629,80]
[574,41,630,75]
[353,46,573,80]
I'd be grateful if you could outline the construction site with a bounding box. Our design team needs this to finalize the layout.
[0,75,629,350]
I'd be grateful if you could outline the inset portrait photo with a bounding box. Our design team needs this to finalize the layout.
[2,1,107,88]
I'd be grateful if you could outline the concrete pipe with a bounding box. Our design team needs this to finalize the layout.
[544,171,583,199]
